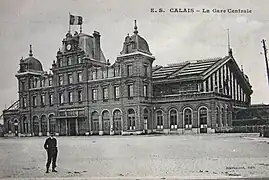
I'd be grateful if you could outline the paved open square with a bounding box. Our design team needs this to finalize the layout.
[1,133,269,179]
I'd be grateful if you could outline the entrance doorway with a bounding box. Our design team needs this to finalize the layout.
[69,120,76,136]
[14,119,18,136]
[113,110,122,135]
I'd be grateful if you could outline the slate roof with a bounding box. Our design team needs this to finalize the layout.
[78,33,106,62]
[152,56,229,80]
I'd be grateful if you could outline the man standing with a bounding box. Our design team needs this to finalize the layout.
[44,132,58,173]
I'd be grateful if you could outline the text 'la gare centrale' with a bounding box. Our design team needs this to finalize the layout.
[150,8,252,14]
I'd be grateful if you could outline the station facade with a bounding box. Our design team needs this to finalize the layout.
[2,22,253,136]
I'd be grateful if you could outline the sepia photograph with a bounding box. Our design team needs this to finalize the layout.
[0,0,269,179]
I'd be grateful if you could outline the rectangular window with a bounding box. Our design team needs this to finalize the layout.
[143,85,148,98]
[92,89,97,101]
[33,79,38,88]
[144,65,148,77]
[67,57,72,66]
[68,74,73,84]
[40,79,43,87]
[114,66,120,77]
[59,93,64,105]
[68,92,73,103]
[102,69,107,79]
[103,87,108,101]
[114,86,120,100]
[59,75,63,85]
[22,97,27,108]
[21,82,25,91]
[127,64,132,76]
[77,72,82,82]
[78,90,82,102]
[92,70,97,80]
[128,84,134,98]
[49,94,53,106]
[78,57,82,64]
[41,94,45,106]
[48,77,53,86]
[33,96,37,107]
[59,59,63,67]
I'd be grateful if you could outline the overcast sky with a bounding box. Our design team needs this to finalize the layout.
[0,0,269,113]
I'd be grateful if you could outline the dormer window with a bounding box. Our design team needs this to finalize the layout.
[59,59,63,67]
[48,77,53,86]
[92,70,97,80]
[33,78,38,88]
[102,69,107,79]
[114,66,120,77]
[21,81,25,91]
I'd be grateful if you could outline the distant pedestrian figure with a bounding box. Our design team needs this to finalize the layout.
[44,132,58,173]
[260,127,263,137]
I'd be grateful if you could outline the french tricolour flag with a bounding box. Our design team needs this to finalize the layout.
[69,14,83,25]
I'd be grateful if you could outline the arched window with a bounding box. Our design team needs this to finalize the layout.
[8,120,12,131]
[216,107,220,127]
[113,110,122,132]
[49,114,56,133]
[226,108,229,126]
[170,109,177,129]
[221,108,225,126]
[199,107,208,127]
[128,109,135,130]
[41,115,47,135]
[23,116,28,133]
[14,119,18,134]
[102,110,110,134]
[184,108,192,129]
[156,110,163,129]
[91,111,99,134]
[33,116,39,136]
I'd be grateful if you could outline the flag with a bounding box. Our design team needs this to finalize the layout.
[69,14,83,25]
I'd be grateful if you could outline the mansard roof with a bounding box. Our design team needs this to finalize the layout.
[78,33,106,62]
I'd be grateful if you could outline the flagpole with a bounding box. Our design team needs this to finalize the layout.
[68,12,71,33]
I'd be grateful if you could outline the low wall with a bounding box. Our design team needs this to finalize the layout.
[216,125,269,136]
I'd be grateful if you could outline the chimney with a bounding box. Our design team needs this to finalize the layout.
[93,31,101,60]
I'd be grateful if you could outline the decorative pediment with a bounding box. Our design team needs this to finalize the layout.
[124,79,135,84]
[75,85,83,90]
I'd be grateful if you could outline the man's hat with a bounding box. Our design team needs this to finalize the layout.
[49,132,55,136]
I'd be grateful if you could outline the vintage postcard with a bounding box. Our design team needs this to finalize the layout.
[0,0,269,179]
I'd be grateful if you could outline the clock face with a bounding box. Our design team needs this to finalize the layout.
[67,44,72,51]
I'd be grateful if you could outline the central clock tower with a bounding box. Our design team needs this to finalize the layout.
[62,31,80,52]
